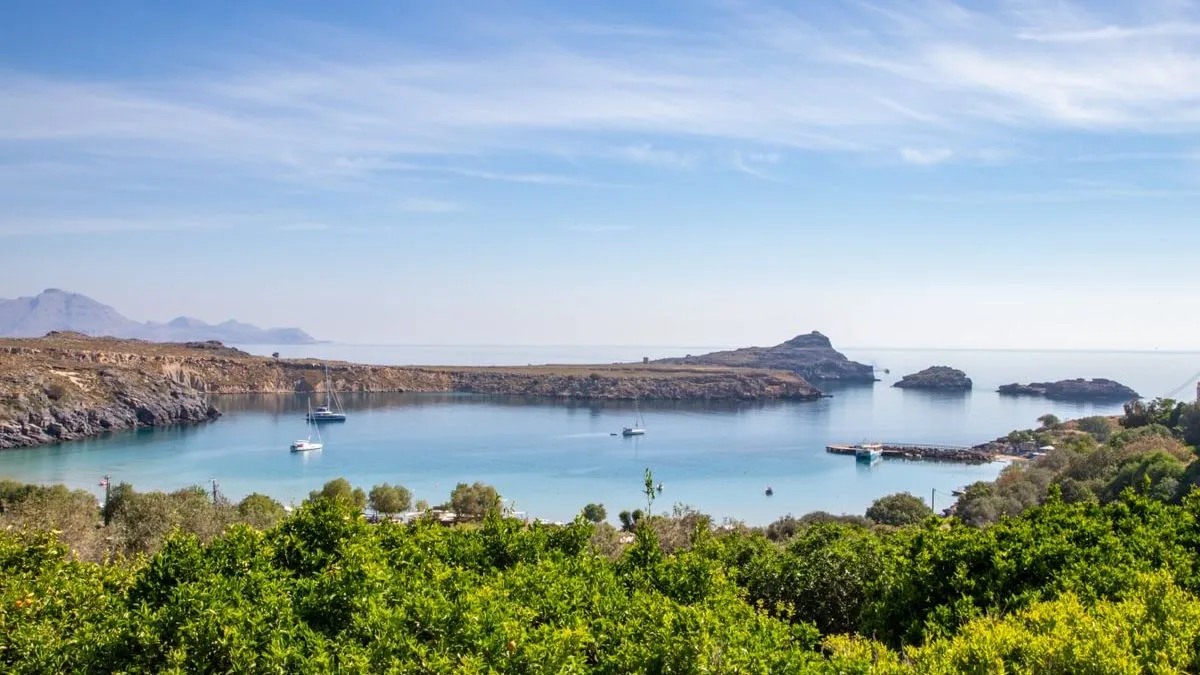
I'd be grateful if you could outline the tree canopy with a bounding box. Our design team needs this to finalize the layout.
[865,492,932,526]
[368,483,412,516]
[449,481,501,520]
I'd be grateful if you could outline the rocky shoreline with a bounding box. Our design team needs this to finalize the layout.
[0,334,821,450]
[0,368,220,449]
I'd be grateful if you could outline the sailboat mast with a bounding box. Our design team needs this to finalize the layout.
[324,364,332,408]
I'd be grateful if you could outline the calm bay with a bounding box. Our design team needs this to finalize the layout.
[0,345,1196,524]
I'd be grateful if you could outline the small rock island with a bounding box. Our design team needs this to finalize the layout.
[997,378,1139,402]
[893,366,973,391]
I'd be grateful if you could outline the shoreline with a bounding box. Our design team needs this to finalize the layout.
[0,335,823,450]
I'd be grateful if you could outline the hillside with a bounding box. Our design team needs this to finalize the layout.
[0,334,821,448]
[0,289,316,344]
[654,331,876,383]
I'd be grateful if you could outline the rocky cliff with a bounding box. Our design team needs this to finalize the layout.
[654,331,876,383]
[0,365,219,449]
[997,379,1139,402]
[894,366,973,391]
[0,335,821,449]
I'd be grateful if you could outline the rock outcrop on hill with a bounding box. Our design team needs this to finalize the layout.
[0,335,821,449]
[997,379,1139,402]
[654,331,875,383]
[0,366,220,449]
[0,289,316,344]
[893,366,973,391]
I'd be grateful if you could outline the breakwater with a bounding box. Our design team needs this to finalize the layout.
[826,443,995,463]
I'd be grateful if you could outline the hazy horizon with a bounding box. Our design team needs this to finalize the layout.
[3,1,1198,351]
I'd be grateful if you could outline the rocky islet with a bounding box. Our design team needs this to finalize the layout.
[997,378,1139,402]
[893,366,973,391]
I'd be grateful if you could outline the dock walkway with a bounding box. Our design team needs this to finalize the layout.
[827,442,994,463]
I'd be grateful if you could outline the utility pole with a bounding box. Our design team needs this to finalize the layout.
[930,488,936,514]
[210,478,220,504]
[99,475,111,525]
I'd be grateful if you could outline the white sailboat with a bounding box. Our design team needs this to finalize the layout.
[292,402,324,452]
[307,364,347,422]
[622,398,646,436]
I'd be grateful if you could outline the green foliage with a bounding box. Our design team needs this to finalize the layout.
[866,492,933,526]
[1075,415,1114,441]
[1181,402,1200,448]
[902,572,1200,673]
[449,481,501,521]
[0,500,838,673]
[1122,397,1185,430]
[308,477,367,510]
[1037,413,1061,430]
[580,502,607,523]
[618,509,644,532]
[236,492,287,530]
[739,522,892,635]
[9,471,1200,670]
[367,483,412,515]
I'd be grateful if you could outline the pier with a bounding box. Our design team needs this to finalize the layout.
[827,442,994,463]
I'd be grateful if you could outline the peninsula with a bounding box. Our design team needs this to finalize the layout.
[0,334,822,449]
[654,331,876,383]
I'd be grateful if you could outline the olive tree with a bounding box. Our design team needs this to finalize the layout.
[866,492,933,526]
[369,483,412,516]
[581,503,607,523]
[449,482,501,520]
[308,477,367,510]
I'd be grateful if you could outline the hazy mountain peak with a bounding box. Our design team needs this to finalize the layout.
[0,289,316,344]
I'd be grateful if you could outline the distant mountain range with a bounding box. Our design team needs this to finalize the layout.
[0,289,317,344]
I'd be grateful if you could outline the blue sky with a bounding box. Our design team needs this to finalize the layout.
[2,0,1198,349]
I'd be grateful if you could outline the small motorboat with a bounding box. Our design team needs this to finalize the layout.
[765,486,774,496]
[656,482,664,493]
[622,426,646,437]
[290,439,323,453]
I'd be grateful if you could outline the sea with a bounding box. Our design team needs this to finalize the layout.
[1,344,1197,525]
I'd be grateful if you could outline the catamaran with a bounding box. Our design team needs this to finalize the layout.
[622,398,646,436]
[292,403,324,452]
[308,364,347,422]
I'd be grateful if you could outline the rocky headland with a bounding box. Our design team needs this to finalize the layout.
[0,334,821,449]
[893,366,973,391]
[997,379,1139,402]
[654,331,876,383]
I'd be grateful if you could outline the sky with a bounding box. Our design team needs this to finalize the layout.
[1,0,1198,350]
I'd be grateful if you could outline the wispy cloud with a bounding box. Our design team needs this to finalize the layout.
[3,0,1200,202]
[732,151,784,181]
[276,221,330,232]
[399,198,464,213]
[0,215,236,237]
[900,147,955,165]
[613,144,695,168]
[1018,23,1200,43]
[910,185,1200,204]
[562,223,633,233]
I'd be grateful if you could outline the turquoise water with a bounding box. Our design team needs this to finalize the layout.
[1,346,1197,524]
